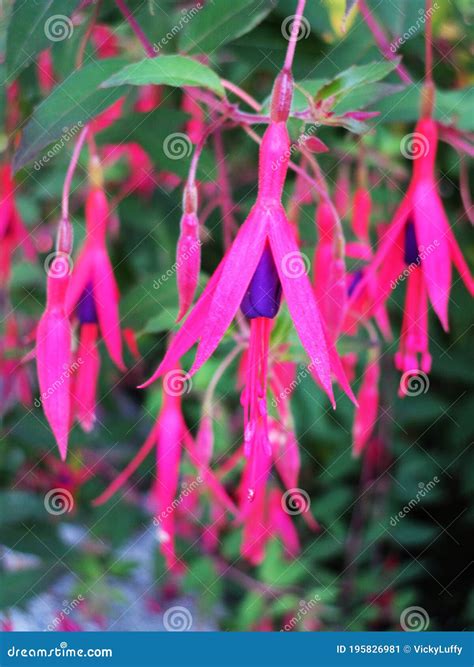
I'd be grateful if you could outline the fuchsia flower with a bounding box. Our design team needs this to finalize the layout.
[36,254,72,461]
[67,182,125,371]
[0,315,32,414]
[350,117,474,374]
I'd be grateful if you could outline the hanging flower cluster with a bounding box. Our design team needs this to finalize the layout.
[1,0,472,577]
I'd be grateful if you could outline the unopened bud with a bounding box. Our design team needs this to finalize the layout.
[270,69,294,123]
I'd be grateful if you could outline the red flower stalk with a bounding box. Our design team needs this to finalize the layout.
[350,117,473,373]
[66,175,125,371]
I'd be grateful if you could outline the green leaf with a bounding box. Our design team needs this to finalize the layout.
[101,55,225,97]
[314,60,401,103]
[0,491,45,525]
[13,58,128,172]
[6,0,81,81]
[179,0,275,54]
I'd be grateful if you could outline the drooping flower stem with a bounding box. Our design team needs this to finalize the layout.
[61,125,89,225]
[421,0,435,118]
[283,0,307,72]
[115,0,156,57]
[358,0,412,84]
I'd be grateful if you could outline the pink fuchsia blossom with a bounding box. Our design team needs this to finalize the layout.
[36,255,73,461]
[141,119,354,407]
[66,183,125,371]
[350,117,474,373]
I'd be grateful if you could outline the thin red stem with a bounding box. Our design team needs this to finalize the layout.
[284,0,307,71]
[358,0,412,84]
[115,0,156,58]
[425,0,433,84]
[61,125,89,222]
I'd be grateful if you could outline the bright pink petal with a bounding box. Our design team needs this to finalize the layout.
[92,248,125,370]
[413,183,451,330]
[268,208,336,406]
[190,208,267,375]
